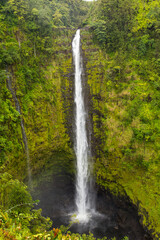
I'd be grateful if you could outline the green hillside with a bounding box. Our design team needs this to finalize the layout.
[1,0,160,239]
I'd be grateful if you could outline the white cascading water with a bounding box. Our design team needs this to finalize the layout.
[72,29,91,222]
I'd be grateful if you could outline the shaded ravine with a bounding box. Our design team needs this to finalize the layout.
[6,68,32,187]
[32,162,152,240]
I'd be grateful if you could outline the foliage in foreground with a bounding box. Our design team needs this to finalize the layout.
[0,172,128,240]
[0,214,129,240]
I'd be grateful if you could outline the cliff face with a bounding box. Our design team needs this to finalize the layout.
[23,29,75,177]
[1,28,75,179]
[0,0,90,179]
[81,29,160,238]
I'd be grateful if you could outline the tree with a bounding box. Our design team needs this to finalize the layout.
[90,0,136,50]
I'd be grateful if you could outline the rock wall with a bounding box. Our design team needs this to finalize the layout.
[81,29,159,239]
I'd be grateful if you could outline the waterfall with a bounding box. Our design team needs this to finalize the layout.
[72,29,93,222]
[6,70,32,188]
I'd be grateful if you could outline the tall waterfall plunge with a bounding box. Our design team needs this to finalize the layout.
[72,29,95,222]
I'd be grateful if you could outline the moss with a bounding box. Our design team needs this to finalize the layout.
[81,29,160,238]
[2,29,75,181]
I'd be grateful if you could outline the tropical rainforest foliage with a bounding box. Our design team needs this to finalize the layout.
[1,0,160,239]
[0,0,90,239]
[0,0,89,170]
[84,0,160,238]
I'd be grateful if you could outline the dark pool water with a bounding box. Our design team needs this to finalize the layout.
[32,166,152,240]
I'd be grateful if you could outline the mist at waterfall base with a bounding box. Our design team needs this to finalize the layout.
[33,167,150,240]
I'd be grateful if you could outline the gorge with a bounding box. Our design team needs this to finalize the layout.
[1,0,160,239]
[31,29,152,240]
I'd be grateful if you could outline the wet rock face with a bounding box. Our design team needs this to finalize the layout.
[95,190,152,240]
[33,166,152,240]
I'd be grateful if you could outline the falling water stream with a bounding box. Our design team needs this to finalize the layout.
[6,70,32,188]
[72,29,94,222]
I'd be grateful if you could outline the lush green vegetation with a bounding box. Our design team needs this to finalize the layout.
[1,0,160,238]
[1,173,130,240]
[0,0,90,175]
[0,0,91,238]
[80,0,160,238]
[0,0,90,176]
